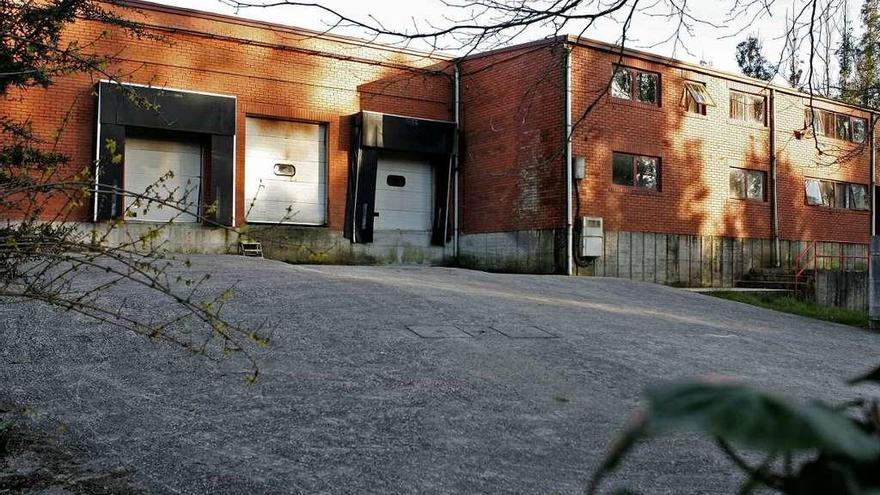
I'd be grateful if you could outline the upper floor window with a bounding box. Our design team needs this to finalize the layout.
[804,178,869,210]
[683,81,715,115]
[729,168,766,201]
[612,152,660,190]
[804,108,867,143]
[729,90,766,125]
[611,66,660,106]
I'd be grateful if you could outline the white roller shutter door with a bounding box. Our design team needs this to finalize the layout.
[124,137,202,223]
[374,154,433,231]
[244,118,327,225]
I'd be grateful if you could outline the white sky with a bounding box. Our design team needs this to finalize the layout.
[148,0,863,79]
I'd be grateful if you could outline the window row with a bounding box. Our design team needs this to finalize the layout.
[804,179,869,210]
[610,154,869,212]
[804,109,867,143]
[611,66,866,132]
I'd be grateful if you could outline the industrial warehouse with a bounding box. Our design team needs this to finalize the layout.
[4,0,877,288]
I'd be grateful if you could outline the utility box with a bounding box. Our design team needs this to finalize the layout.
[573,156,586,180]
[579,216,603,258]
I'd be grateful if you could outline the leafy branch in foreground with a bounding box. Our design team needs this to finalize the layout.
[587,367,880,494]
[1,0,277,381]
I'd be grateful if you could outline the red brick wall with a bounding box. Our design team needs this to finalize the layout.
[571,42,875,245]
[459,43,566,233]
[1,1,453,228]
[5,8,876,249]
[775,93,874,244]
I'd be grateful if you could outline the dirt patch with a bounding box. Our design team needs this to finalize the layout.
[0,403,142,494]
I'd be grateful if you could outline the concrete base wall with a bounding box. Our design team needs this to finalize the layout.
[458,229,560,274]
[81,223,450,265]
[576,231,868,288]
[246,226,451,265]
[86,222,239,254]
[815,270,868,312]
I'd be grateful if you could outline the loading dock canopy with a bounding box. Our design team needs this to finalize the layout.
[93,82,236,226]
[346,111,456,245]
[360,111,457,155]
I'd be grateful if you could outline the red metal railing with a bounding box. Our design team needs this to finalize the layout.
[794,240,869,294]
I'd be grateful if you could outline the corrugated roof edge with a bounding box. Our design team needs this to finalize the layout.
[107,0,454,62]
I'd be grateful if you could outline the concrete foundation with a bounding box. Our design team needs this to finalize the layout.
[577,231,869,288]
[814,270,868,311]
[80,223,450,265]
[246,226,450,265]
[83,222,239,254]
[457,229,560,274]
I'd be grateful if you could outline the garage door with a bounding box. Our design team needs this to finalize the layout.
[374,154,433,231]
[244,118,327,225]
[124,137,202,223]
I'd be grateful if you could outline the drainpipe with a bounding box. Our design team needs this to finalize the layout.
[870,114,878,331]
[769,88,780,268]
[564,43,574,276]
[453,63,461,259]
[871,113,877,237]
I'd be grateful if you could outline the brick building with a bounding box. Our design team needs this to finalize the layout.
[458,37,877,285]
[3,1,877,286]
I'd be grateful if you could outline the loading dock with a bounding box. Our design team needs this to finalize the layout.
[346,111,456,245]
[244,117,328,225]
[374,153,434,231]
[93,82,236,226]
[123,136,203,223]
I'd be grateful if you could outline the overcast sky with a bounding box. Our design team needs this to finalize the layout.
[149,0,863,79]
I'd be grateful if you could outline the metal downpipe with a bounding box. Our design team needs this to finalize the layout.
[564,44,574,276]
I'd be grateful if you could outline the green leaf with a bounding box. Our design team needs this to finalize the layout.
[848,365,880,385]
[644,381,880,462]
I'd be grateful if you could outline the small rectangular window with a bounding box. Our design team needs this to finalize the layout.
[804,179,869,209]
[611,67,632,100]
[729,168,765,200]
[852,118,867,144]
[819,180,835,207]
[611,66,660,106]
[805,179,824,205]
[848,183,869,210]
[822,111,835,136]
[612,153,634,185]
[636,156,659,188]
[612,152,660,190]
[836,114,852,141]
[730,92,745,121]
[805,109,826,136]
[833,182,848,209]
[683,81,715,115]
[805,109,835,137]
[746,170,765,200]
[730,91,766,125]
[636,72,659,104]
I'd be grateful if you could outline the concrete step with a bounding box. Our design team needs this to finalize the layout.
[735,280,803,290]
[688,287,795,297]
[742,274,799,282]
[746,267,804,276]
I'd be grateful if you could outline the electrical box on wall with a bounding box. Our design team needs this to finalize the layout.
[580,216,603,258]
[573,156,586,180]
